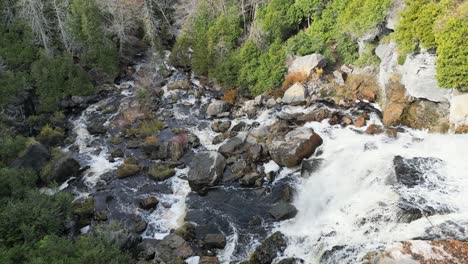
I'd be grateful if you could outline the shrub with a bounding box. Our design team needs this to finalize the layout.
[283,72,308,89]
[31,54,94,113]
[259,0,296,42]
[338,0,392,37]
[0,134,28,166]
[126,120,165,137]
[0,168,37,201]
[170,35,192,69]
[116,160,140,178]
[355,43,381,67]
[37,125,65,147]
[148,164,176,182]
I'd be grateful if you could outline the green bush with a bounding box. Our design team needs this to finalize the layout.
[338,0,392,37]
[0,191,73,248]
[37,124,65,147]
[31,54,93,112]
[259,0,295,42]
[0,168,37,201]
[0,133,28,166]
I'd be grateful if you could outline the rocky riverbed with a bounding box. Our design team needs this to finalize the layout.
[40,52,468,264]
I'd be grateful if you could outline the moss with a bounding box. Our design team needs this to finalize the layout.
[116,161,140,178]
[148,164,176,182]
[40,148,68,184]
[126,120,165,138]
[174,222,195,241]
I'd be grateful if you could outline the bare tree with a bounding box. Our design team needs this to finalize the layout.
[51,0,76,52]
[18,0,53,55]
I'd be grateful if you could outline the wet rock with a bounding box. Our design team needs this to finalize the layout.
[87,119,108,135]
[133,218,148,234]
[218,136,245,156]
[204,233,226,249]
[365,124,384,135]
[200,256,220,264]
[301,158,323,177]
[188,152,226,192]
[248,232,287,264]
[393,155,443,188]
[211,120,231,133]
[72,197,95,227]
[148,164,176,181]
[342,116,353,126]
[354,116,367,127]
[266,98,277,107]
[111,149,124,159]
[268,202,298,221]
[288,54,327,76]
[206,100,229,118]
[278,258,305,264]
[12,143,50,172]
[98,224,142,252]
[212,134,227,145]
[230,159,248,179]
[295,108,332,124]
[282,83,308,105]
[138,239,159,260]
[240,172,263,187]
[139,196,159,210]
[48,156,81,184]
[242,100,257,117]
[231,121,247,132]
[154,234,194,263]
[268,127,323,168]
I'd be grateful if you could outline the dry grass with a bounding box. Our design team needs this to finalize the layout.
[223,89,237,105]
[282,72,308,89]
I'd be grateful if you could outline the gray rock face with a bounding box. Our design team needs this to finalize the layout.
[248,232,287,264]
[203,233,226,249]
[49,156,81,184]
[288,54,327,76]
[218,136,245,156]
[282,83,308,105]
[268,202,298,221]
[188,152,226,192]
[401,52,451,102]
[12,143,50,172]
[206,100,229,118]
[268,127,323,168]
[154,234,194,262]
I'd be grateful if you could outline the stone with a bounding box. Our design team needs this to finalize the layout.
[402,100,450,132]
[450,93,468,131]
[204,233,226,249]
[342,116,353,126]
[240,172,263,187]
[116,163,140,178]
[282,83,308,105]
[278,258,304,264]
[200,256,220,264]
[139,196,159,210]
[383,77,410,127]
[154,234,194,263]
[249,232,287,264]
[393,156,444,188]
[87,119,108,135]
[211,120,231,133]
[188,152,226,192]
[242,100,257,117]
[340,64,353,75]
[288,54,327,76]
[365,124,384,135]
[206,100,229,118]
[333,70,345,86]
[401,52,451,103]
[354,117,366,127]
[48,156,81,184]
[167,79,190,89]
[268,128,323,168]
[266,98,277,107]
[268,202,298,221]
[255,95,264,106]
[12,143,50,172]
[231,121,247,132]
[218,136,245,156]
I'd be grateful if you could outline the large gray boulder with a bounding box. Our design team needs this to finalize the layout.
[268,127,323,168]
[282,83,308,105]
[206,100,229,118]
[188,152,226,192]
[47,156,81,184]
[288,54,327,76]
[12,143,50,172]
[153,234,194,263]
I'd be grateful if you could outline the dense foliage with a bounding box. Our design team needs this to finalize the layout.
[172,0,391,94]
[395,0,467,90]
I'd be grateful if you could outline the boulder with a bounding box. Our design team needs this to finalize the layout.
[139,196,159,210]
[116,163,140,178]
[255,95,265,106]
[211,120,231,133]
[288,54,327,76]
[12,143,50,172]
[402,100,450,132]
[282,83,308,105]
[268,202,298,221]
[87,119,108,135]
[365,124,384,135]
[188,152,226,192]
[450,93,468,132]
[249,232,287,264]
[203,233,226,249]
[218,136,245,156]
[333,70,345,86]
[231,121,247,132]
[240,172,263,187]
[266,98,277,107]
[278,258,304,264]
[200,256,220,264]
[206,100,229,118]
[48,156,81,184]
[393,156,444,188]
[242,100,257,117]
[268,128,323,168]
[153,234,194,263]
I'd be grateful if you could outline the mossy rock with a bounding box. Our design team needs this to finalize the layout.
[72,197,95,227]
[116,163,140,178]
[174,222,196,241]
[37,124,65,147]
[148,164,176,181]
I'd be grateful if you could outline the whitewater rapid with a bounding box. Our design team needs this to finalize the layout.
[277,119,468,263]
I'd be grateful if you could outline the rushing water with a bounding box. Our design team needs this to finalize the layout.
[63,55,468,263]
[277,120,468,263]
